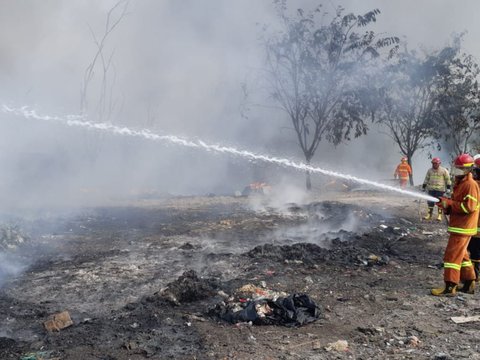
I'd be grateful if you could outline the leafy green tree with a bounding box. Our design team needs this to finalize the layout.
[263,1,398,189]
[436,50,480,157]
[376,46,457,185]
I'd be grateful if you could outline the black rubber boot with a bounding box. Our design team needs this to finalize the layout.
[458,280,475,294]
[473,260,480,282]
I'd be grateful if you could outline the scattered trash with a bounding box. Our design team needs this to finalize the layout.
[20,351,57,360]
[241,182,271,196]
[356,253,389,266]
[237,283,287,301]
[451,315,480,324]
[284,259,304,265]
[43,311,73,332]
[219,219,234,227]
[304,276,314,284]
[217,290,230,299]
[399,218,413,225]
[325,340,348,352]
[211,291,321,327]
[407,335,421,347]
[124,340,138,351]
[422,231,434,235]
[434,352,451,360]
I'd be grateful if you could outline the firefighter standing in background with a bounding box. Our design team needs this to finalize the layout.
[394,157,412,188]
[432,154,480,296]
[422,157,451,221]
[467,154,480,281]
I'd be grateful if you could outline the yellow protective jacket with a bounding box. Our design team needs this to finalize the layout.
[423,166,451,192]
[447,173,480,235]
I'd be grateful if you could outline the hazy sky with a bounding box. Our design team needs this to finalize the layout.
[0,0,478,206]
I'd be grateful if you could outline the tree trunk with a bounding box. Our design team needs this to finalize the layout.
[305,158,312,191]
[306,171,312,191]
[407,155,414,186]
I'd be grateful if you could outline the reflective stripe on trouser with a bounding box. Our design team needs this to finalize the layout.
[443,234,476,284]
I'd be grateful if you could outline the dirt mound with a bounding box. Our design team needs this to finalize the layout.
[159,270,219,305]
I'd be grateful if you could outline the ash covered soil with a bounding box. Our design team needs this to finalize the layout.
[1,191,480,359]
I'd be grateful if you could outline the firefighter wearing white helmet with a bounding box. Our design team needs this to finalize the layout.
[466,154,480,282]
[422,157,451,221]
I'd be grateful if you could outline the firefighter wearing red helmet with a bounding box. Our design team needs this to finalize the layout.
[422,157,451,221]
[393,157,412,188]
[432,153,480,296]
[466,154,480,282]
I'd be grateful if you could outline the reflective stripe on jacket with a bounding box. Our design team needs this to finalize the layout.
[423,166,451,192]
[447,173,480,235]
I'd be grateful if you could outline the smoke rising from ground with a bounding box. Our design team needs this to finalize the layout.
[0,253,25,288]
[1,0,479,209]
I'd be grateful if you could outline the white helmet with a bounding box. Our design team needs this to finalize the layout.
[474,154,480,168]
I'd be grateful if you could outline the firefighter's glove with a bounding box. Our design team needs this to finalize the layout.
[445,185,452,196]
[422,184,427,192]
[438,197,452,209]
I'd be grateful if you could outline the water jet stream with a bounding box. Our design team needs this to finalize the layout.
[1,105,438,202]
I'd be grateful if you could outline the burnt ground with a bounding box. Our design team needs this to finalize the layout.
[1,191,480,359]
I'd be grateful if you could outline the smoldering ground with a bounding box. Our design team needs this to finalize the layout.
[2,2,480,358]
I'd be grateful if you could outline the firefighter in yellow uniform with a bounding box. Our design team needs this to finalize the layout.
[422,157,451,221]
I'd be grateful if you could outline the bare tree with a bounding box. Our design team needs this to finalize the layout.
[263,1,398,189]
[80,0,129,165]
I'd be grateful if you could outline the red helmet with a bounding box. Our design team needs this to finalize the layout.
[432,157,441,164]
[454,153,474,168]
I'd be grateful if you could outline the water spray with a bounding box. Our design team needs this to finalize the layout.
[1,105,438,203]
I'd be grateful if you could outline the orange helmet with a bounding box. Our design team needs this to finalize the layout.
[432,157,441,164]
[453,153,474,168]
[401,157,407,162]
